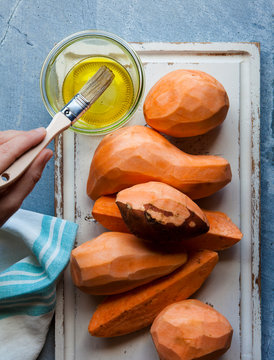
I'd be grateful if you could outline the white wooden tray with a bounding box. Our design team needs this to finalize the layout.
[55,42,260,360]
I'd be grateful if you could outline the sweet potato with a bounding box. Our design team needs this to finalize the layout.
[88,250,218,337]
[92,195,130,233]
[143,69,229,137]
[151,299,233,360]
[116,182,209,242]
[70,232,187,295]
[180,210,242,251]
[92,196,242,251]
[86,125,232,200]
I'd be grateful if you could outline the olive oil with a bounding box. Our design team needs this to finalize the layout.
[62,56,134,129]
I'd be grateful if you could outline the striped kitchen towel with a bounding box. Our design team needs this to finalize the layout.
[0,209,78,360]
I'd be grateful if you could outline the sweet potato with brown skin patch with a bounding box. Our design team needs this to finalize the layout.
[86,125,232,200]
[116,182,209,242]
[144,69,229,138]
[180,210,242,251]
[88,250,218,337]
[70,232,187,295]
[151,299,233,360]
[92,196,242,251]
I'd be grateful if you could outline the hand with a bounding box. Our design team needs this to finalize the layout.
[0,128,53,227]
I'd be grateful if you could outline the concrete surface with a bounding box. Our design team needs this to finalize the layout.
[0,0,272,359]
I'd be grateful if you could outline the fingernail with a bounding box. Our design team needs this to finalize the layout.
[33,127,46,135]
[44,152,53,163]
[44,151,53,163]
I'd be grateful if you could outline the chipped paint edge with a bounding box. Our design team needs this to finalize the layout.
[54,133,65,359]
[249,43,261,360]
[55,130,77,360]
[131,41,258,54]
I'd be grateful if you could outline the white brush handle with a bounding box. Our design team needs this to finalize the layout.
[0,112,71,190]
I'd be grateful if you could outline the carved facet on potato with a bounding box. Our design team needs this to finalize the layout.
[86,125,232,201]
[151,299,233,360]
[88,250,218,337]
[144,69,229,137]
[70,232,187,295]
[116,182,209,242]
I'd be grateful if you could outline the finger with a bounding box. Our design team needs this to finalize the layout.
[0,127,46,173]
[0,130,26,145]
[0,149,53,227]
[0,148,53,225]
[11,148,53,204]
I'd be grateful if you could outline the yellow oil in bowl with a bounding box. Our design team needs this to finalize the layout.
[62,56,134,129]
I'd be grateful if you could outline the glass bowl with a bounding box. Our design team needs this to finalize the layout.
[40,30,144,135]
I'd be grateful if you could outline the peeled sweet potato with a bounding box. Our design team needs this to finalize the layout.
[86,125,232,200]
[144,69,229,137]
[70,232,187,295]
[151,299,233,360]
[116,182,209,242]
[92,196,242,251]
[180,210,242,251]
[88,250,218,337]
[92,195,130,233]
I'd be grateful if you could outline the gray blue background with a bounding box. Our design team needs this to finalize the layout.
[0,0,273,358]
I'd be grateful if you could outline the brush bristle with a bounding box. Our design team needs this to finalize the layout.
[79,66,115,103]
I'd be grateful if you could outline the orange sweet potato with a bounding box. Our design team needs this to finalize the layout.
[88,250,218,337]
[151,299,233,360]
[92,196,242,251]
[116,182,209,242]
[92,195,130,233]
[143,69,229,137]
[70,232,187,295]
[180,210,242,251]
[86,126,231,200]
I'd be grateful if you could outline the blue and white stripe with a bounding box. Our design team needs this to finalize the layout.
[0,209,78,319]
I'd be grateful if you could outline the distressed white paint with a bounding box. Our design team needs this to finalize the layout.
[55,42,260,360]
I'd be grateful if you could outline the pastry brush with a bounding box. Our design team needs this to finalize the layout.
[0,66,114,190]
